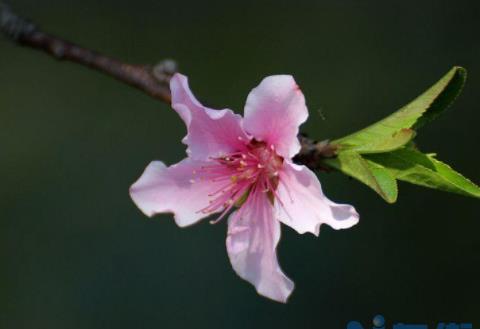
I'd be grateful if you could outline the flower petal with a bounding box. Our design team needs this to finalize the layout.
[275,161,359,236]
[243,75,308,158]
[129,158,222,227]
[226,190,294,303]
[170,73,249,160]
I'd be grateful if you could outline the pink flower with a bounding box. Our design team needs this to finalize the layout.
[130,73,359,303]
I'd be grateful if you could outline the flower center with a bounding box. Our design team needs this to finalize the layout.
[192,140,283,222]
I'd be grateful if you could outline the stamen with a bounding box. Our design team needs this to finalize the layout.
[195,140,285,222]
[208,182,236,197]
[206,183,250,223]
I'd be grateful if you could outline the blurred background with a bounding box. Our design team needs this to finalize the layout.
[1,0,479,328]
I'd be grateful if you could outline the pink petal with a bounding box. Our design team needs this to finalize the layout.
[275,161,359,236]
[170,74,249,160]
[243,75,308,158]
[129,159,222,227]
[226,190,294,303]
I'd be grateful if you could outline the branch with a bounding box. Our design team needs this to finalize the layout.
[0,2,335,170]
[0,2,175,102]
[293,135,337,171]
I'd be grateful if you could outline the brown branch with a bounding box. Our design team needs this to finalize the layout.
[0,2,335,170]
[0,2,175,102]
[292,135,338,171]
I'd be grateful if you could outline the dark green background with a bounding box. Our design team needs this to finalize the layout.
[1,1,479,328]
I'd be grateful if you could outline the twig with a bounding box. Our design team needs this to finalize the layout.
[0,2,335,170]
[0,2,175,102]
[293,135,338,171]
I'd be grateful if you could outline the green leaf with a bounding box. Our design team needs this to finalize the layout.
[366,148,480,199]
[333,66,466,152]
[341,128,416,154]
[324,151,398,203]
[321,66,475,202]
